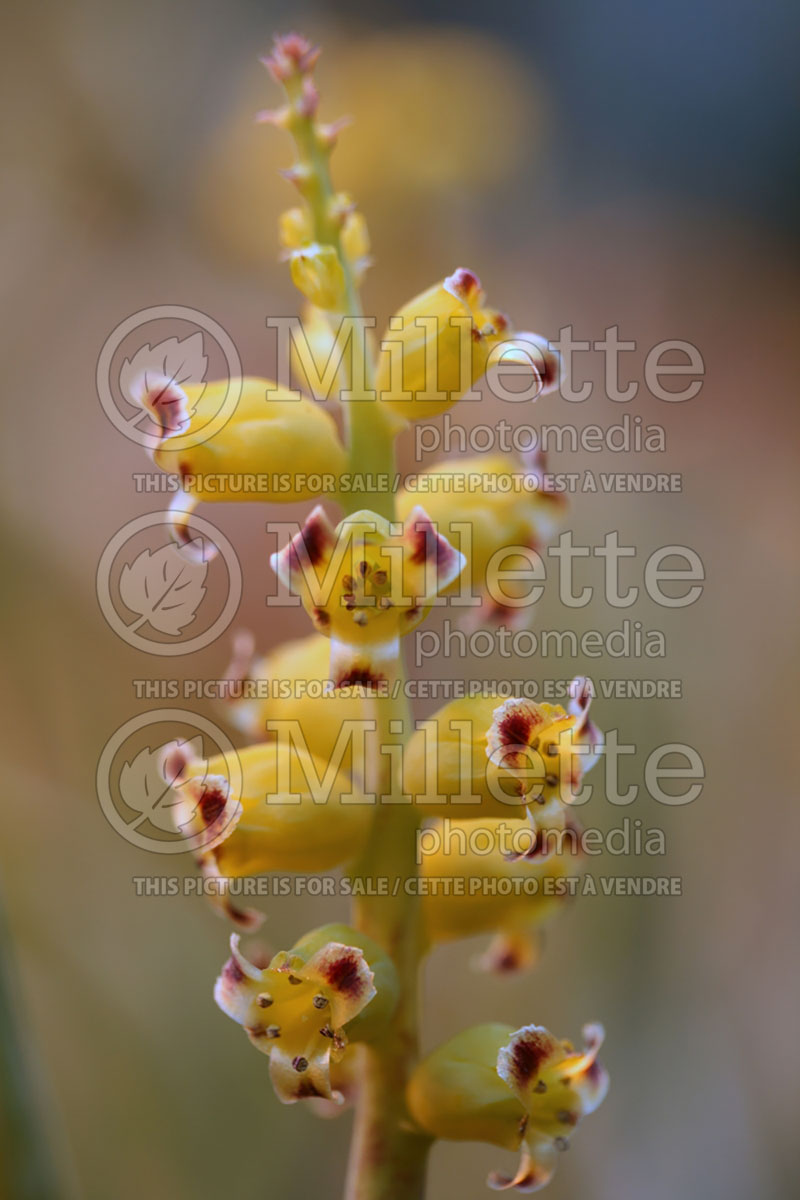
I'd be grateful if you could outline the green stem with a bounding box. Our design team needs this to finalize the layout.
[281,62,425,1196]
[346,690,430,1200]
[283,74,396,520]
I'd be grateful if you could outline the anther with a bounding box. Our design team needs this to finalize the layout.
[312,994,329,1009]
[256,993,274,1008]
[292,1056,309,1072]
[533,1080,547,1094]
[265,1025,281,1038]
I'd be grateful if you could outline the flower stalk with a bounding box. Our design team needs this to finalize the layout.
[142,32,610,1200]
[267,38,396,519]
[269,38,427,1191]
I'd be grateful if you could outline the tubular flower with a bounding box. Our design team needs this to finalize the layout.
[215,927,381,1104]
[270,504,465,686]
[165,739,372,928]
[396,450,566,624]
[375,269,560,420]
[403,680,602,839]
[420,817,582,973]
[223,631,368,767]
[406,1022,608,1192]
[135,377,347,547]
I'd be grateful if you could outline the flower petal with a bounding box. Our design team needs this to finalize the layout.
[560,1024,609,1115]
[497,1025,566,1105]
[270,504,337,591]
[268,1040,340,1105]
[488,1134,557,1193]
[400,506,467,600]
[302,942,377,1028]
[568,677,604,773]
[473,929,544,976]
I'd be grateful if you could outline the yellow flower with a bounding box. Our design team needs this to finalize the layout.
[406,1022,608,1192]
[403,680,602,835]
[289,923,399,1044]
[278,204,313,249]
[339,207,371,283]
[397,449,565,623]
[215,926,381,1104]
[165,738,372,927]
[135,377,346,548]
[223,631,368,768]
[289,242,347,311]
[375,269,559,420]
[270,504,465,686]
[420,817,582,972]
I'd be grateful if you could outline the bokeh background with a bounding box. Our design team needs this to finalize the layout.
[1,0,798,1197]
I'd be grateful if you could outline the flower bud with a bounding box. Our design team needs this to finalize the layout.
[141,377,347,548]
[223,632,368,768]
[407,1022,608,1192]
[279,205,313,250]
[375,269,558,420]
[396,450,565,624]
[340,209,371,282]
[270,505,465,687]
[420,817,581,972]
[214,929,378,1104]
[166,739,372,927]
[289,242,347,311]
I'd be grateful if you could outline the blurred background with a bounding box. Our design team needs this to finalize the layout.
[1,0,798,1197]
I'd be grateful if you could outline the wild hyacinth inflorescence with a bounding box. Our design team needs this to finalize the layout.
[142,33,609,1198]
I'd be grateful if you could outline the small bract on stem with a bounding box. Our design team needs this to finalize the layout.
[141,31,610,1200]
